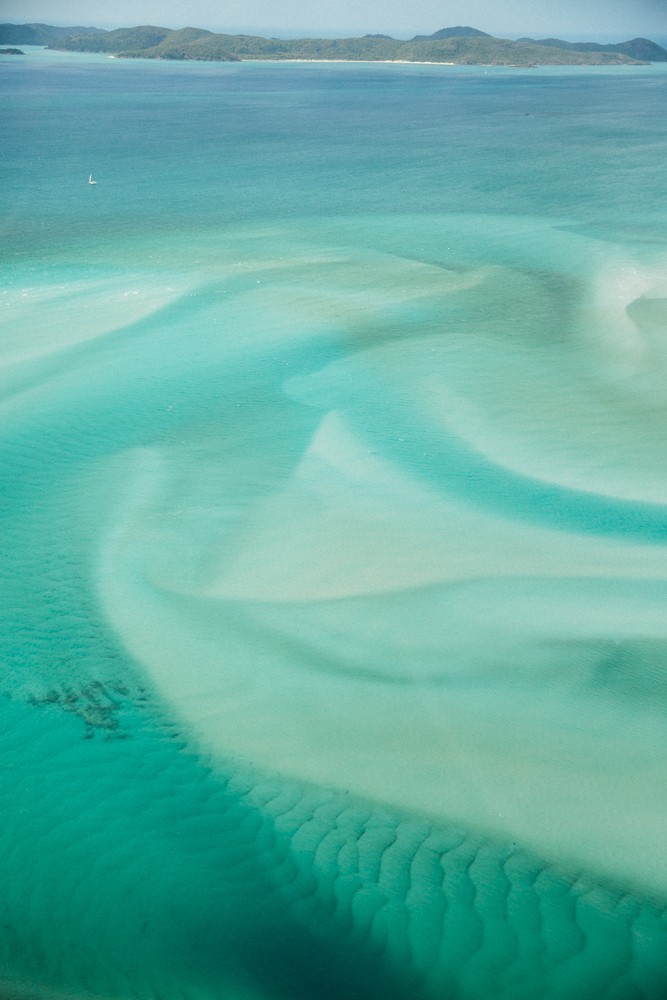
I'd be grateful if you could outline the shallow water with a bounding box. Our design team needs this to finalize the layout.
[1,48,667,998]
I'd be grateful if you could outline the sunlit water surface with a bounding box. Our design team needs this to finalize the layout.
[2,48,667,999]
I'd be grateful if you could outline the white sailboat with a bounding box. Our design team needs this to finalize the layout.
[88,173,97,185]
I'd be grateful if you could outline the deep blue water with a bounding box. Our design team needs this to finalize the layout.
[3,52,666,240]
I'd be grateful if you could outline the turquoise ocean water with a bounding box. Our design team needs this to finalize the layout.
[1,46,667,998]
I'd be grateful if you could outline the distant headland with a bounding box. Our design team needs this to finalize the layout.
[1,22,666,66]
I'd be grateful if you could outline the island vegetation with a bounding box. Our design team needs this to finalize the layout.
[518,36,667,62]
[0,22,104,45]
[2,22,666,66]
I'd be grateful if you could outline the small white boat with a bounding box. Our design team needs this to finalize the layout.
[88,173,97,185]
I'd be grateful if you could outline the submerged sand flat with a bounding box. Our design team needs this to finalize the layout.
[2,51,667,999]
[80,214,667,903]
[4,209,667,998]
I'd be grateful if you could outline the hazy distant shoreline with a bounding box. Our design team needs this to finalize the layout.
[3,21,666,66]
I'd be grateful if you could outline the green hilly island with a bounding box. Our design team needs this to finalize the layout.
[1,22,666,65]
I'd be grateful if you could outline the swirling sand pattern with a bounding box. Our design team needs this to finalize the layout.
[99,217,667,891]
[1,209,666,997]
